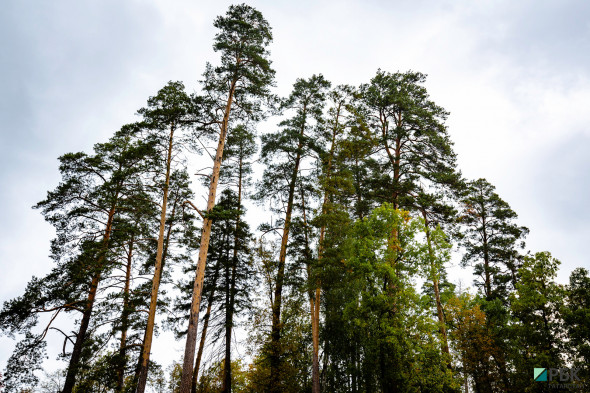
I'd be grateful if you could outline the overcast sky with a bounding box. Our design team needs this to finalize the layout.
[1,0,589,378]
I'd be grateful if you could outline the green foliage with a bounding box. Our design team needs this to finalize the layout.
[220,124,257,190]
[138,81,195,130]
[206,189,255,326]
[39,369,66,392]
[195,359,249,393]
[460,178,529,300]
[339,204,459,393]
[72,351,120,392]
[168,362,182,393]
[446,293,501,392]
[197,3,275,134]
[246,295,313,393]
[362,70,458,210]
[1,333,46,392]
[504,252,565,391]
[213,4,274,97]
[563,268,590,382]
[256,74,331,210]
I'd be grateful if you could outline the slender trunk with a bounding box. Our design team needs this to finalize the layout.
[379,343,389,393]
[218,233,231,392]
[320,340,328,389]
[310,287,320,393]
[432,278,450,355]
[62,274,99,393]
[302,193,319,393]
[117,236,135,392]
[351,340,358,393]
[300,187,321,393]
[309,112,339,393]
[480,202,491,299]
[483,233,491,298]
[380,112,402,209]
[191,261,221,393]
[422,212,451,362]
[135,124,175,393]
[134,193,178,389]
[392,137,401,209]
[382,119,401,290]
[269,110,306,393]
[222,156,244,393]
[382,200,400,392]
[463,357,469,393]
[62,202,118,393]
[492,353,510,391]
[180,79,237,393]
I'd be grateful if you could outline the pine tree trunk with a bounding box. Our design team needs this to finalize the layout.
[135,124,175,393]
[301,186,321,393]
[62,202,118,393]
[269,118,305,393]
[180,80,237,393]
[433,278,450,355]
[222,259,232,393]
[393,137,401,209]
[480,204,491,299]
[190,300,211,393]
[309,115,338,393]
[351,341,358,393]
[310,288,321,393]
[116,236,134,392]
[222,158,243,393]
[380,114,402,209]
[464,368,469,393]
[422,213,451,362]
[191,261,221,393]
[62,273,99,393]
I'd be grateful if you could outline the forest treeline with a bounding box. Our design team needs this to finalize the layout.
[1,4,589,393]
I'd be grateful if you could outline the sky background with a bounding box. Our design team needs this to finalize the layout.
[1,0,589,380]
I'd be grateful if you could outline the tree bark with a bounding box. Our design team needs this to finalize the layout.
[62,274,99,393]
[379,112,402,209]
[269,108,306,393]
[180,79,237,393]
[62,202,118,393]
[135,124,175,393]
[482,228,491,299]
[190,259,221,393]
[222,154,244,393]
[352,340,358,393]
[309,108,339,393]
[300,187,321,393]
[116,236,134,392]
[422,212,451,362]
[310,287,321,393]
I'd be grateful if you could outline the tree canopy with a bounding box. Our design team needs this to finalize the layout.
[0,4,582,393]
